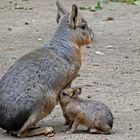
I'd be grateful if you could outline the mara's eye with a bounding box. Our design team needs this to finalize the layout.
[62,92,67,96]
[81,24,86,29]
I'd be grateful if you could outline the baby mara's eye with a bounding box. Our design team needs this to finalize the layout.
[81,23,87,30]
[62,92,67,96]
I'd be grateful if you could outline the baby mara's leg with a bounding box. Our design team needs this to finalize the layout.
[93,119,111,135]
[66,112,85,134]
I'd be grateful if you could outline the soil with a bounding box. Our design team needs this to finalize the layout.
[0,0,140,140]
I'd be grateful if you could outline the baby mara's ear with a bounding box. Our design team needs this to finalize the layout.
[71,87,82,98]
[56,0,68,23]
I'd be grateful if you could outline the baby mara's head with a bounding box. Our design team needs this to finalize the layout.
[58,87,81,104]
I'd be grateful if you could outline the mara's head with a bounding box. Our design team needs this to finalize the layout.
[56,1,94,47]
[59,87,82,103]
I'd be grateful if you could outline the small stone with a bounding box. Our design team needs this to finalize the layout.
[86,46,91,49]
[106,84,111,86]
[25,7,33,10]
[7,27,12,31]
[32,19,35,23]
[93,63,99,66]
[85,84,92,87]
[106,17,114,21]
[95,51,104,55]
[8,47,14,50]
[125,56,128,59]
[129,127,132,130]
[106,45,113,49]
[14,5,24,10]
[37,38,42,41]
[87,95,91,98]
[134,108,140,111]
[28,7,33,10]
[25,22,29,25]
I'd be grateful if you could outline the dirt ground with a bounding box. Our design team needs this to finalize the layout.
[0,0,140,140]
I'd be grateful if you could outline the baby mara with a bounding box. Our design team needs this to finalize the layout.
[59,87,113,134]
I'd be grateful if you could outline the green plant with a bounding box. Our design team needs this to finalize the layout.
[79,2,102,12]
[110,0,140,5]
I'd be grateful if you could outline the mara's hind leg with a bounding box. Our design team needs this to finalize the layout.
[94,120,111,135]
[17,106,55,137]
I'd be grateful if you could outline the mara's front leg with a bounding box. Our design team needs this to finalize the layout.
[61,82,72,125]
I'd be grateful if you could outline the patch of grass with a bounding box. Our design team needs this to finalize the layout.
[110,0,133,3]
[110,0,140,5]
[133,0,140,5]
[79,2,102,12]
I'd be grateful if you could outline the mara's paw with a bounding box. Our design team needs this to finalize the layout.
[44,127,55,137]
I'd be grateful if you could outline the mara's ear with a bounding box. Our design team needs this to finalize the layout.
[56,0,68,23]
[69,4,78,29]
[72,87,82,97]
